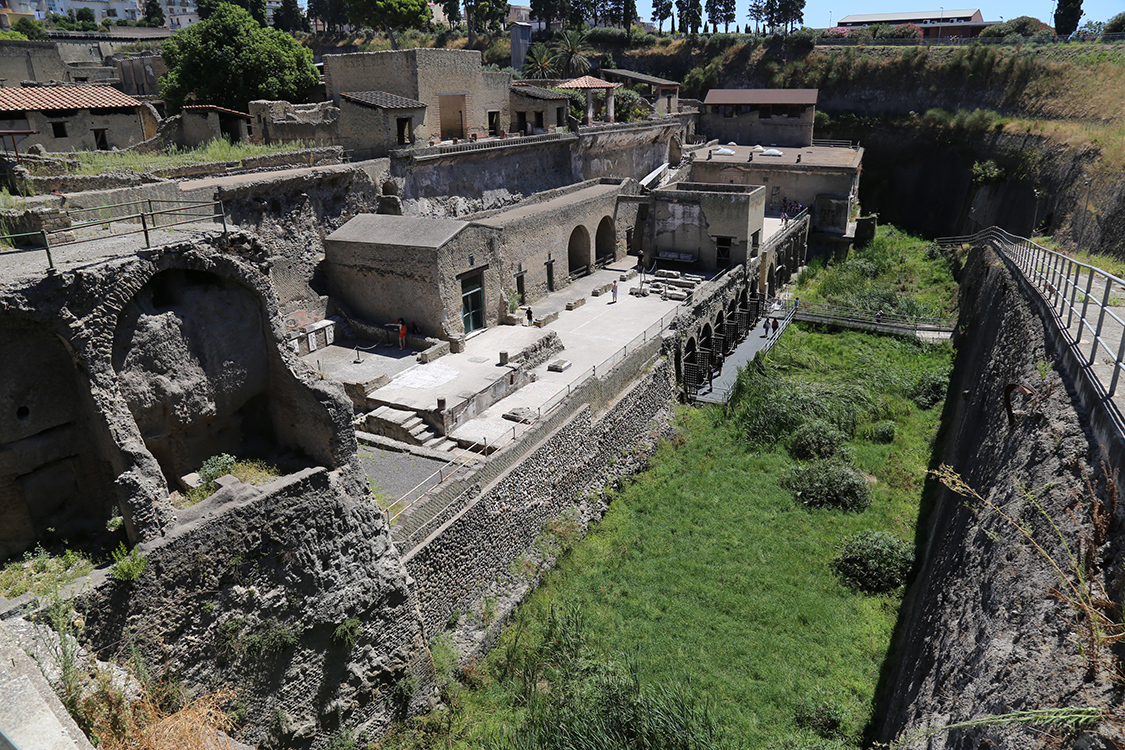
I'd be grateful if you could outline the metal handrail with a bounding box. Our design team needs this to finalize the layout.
[793,300,956,330]
[941,226,1125,397]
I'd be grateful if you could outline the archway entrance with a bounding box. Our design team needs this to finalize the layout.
[595,216,615,265]
[568,225,591,278]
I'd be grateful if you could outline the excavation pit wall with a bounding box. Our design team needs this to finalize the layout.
[76,467,434,750]
[877,245,1125,748]
[399,337,677,640]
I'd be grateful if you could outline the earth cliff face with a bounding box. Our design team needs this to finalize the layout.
[877,246,1123,748]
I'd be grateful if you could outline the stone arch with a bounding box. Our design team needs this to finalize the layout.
[0,317,116,558]
[764,261,777,298]
[595,216,615,264]
[715,310,726,353]
[685,337,697,364]
[700,323,713,354]
[568,225,591,277]
[669,136,682,165]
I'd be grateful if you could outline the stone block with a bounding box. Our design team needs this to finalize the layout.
[565,298,585,311]
[533,311,559,327]
[502,407,536,423]
[547,359,572,372]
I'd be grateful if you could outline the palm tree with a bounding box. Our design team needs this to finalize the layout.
[554,29,592,78]
[523,42,559,79]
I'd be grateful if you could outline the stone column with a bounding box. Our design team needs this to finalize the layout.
[585,90,594,125]
[606,88,615,122]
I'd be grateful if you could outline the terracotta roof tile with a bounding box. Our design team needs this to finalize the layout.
[341,91,427,109]
[0,86,141,112]
[556,75,621,90]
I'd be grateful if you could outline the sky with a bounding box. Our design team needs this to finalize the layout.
[631,0,1123,30]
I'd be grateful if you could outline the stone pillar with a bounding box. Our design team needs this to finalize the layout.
[585,90,594,125]
[606,88,615,122]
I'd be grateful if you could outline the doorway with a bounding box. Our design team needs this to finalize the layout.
[396,117,413,145]
[92,128,108,150]
[515,273,526,305]
[461,273,484,333]
[438,93,467,140]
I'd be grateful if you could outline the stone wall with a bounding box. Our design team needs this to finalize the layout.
[0,41,69,84]
[572,116,695,182]
[402,339,676,636]
[699,105,814,147]
[77,467,434,750]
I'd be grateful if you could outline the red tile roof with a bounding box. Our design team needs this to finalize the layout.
[704,89,818,106]
[556,75,621,90]
[0,86,142,112]
[182,104,251,119]
[341,91,427,109]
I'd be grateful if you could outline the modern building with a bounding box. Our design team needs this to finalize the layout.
[164,0,199,28]
[700,89,817,147]
[0,85,153,151]
[40,0,141,21]
[837,9,995,39]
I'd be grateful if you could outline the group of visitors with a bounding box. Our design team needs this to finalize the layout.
[761,317,780,338]
[706,351,726,391]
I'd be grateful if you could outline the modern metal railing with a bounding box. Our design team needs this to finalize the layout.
[793,300,956,333]
[938,226,1125,396]
[1,198,227,271]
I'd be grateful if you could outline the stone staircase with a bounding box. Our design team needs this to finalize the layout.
[633,269,705,300]
[364,405,459,452]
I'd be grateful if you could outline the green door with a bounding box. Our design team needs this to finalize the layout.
[461,273,484,333]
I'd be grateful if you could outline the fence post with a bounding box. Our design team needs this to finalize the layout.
[41,230,54,271]
[1076,269,1096,345]
[140,210,150,248]
[1091,279,1113,364]
[218,200,228,240]
[1110,333,1125,397]
[1066,261,1081,329]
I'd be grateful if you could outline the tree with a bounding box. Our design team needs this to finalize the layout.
[12,17,49,39]
[718,0,736,31]
[651,0,672,31]
[75,6,95,23]
[554,28,591,77]
[197,0,267,25]
[746,0,764,32]
[308,0,348,30]
[439,0,461,27]
[1107,11,1125,33]
[676,0,701,33]
[273,0,309,30]
[142,0,165,26]
[161,4,318,113]
[344,0,430,48]
[704,0,720,31]
[523,42,558,78]
[1053,0,1082,36]
[620,0,636,30]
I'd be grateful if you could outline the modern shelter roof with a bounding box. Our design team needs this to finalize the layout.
[0,86,141,112]
[703,88,818,106]
[182,105,251,118]
[341,91,427,110]
[839,9,980,23]
[510,84,569,100]
[601,69,679,87]
[556,76,621,90]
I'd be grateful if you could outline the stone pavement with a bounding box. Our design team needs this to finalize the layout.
[694,301,791,405]
[357,445,451,500]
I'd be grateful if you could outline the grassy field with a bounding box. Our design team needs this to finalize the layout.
[795,227,959,318]
[29,139,321,177]
[373,325,951,750]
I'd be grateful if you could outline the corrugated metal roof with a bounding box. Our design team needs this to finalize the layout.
[341,91,427,110]
[556,75,621,90]
[0,86,141,112]
[602,69,679,87]
[703,89,818,106]
[510,84,569,100]
[182,104,251,119]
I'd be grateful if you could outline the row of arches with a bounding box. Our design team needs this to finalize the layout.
[682,279,764,396]
[567,216,616,278]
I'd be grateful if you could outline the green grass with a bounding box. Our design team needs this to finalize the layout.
[174,459,284,509]
[0,546,95,598]
[37,138,321,177]
[796,226,959,317]
[372,328,951,749]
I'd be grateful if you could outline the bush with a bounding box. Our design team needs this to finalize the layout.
[830,530,913,592]
[912,369,948,409]
[110,542,147,582]
[199,453,236,483]
[1106,12,1125,34]
[820,26,850,39]
[971,158,1005,184]
[868,420,896,443]
[787,27,819,49]
[782,461,871,512]
[333,618,361,649]
[788,420,847,460]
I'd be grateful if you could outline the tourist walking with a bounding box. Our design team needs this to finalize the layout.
[526,307,534,326]
[771,317,779,336]
[612,280,618,303]
[762,319,769,337]
[398,318,407,350]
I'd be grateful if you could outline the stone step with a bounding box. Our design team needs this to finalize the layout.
[402,415,425,431]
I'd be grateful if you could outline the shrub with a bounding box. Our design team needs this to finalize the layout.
[110,542,147,582]
[787,26,819,49]
[788,420,847,460]
[820,26,850,39]
[1106,12,1125,34]
[333,618,361,649]
[868,420,896,443]
[971,158,1005,184]
[199,453,236,484]
[912,369,948,409]
[243,619,299,654]
[830,530,913,592]
[782,461,871,512]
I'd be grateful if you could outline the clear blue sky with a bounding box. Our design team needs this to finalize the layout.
[632,0,1122,30]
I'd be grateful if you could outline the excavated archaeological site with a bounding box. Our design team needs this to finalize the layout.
[1,45,1123,750]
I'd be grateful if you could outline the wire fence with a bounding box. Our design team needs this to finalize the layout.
[0,198,227,270]
[793,300,957,333]
[385,306,681,526]
[940,226,1125,398]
